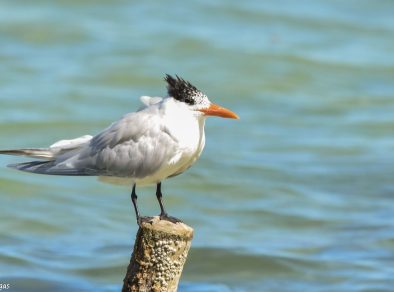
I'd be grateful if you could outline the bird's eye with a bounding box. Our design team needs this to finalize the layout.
[184,96,195,105]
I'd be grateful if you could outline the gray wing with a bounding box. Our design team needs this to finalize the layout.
[33,104,178,177]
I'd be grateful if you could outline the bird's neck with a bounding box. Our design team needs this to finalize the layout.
[162,99,205,147]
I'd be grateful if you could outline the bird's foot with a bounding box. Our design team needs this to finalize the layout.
[159,213,183,224]
[137,216,154,226]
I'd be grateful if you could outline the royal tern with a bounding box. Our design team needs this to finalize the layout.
[0,74,239,224]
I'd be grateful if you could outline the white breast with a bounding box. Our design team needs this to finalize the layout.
[134,99,206,185]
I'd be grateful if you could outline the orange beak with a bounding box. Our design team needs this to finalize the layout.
[198,103,239,119]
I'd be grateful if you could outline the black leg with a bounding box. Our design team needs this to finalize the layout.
[156,182,167,217]
[156,182,182,223]
[131,184,141,224]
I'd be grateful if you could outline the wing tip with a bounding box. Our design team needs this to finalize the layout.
[7,161,49,172]
[7,160,101,176]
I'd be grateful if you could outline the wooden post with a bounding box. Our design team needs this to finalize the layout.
[122,216,194,292]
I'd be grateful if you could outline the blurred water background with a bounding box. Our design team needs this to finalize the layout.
[1,0,394,291]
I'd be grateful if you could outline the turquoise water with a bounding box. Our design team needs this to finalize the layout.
[1,0,394,291]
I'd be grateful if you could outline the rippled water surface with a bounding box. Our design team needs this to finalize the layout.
[1,0,394,291]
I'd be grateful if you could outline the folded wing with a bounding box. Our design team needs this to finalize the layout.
[6,103,179,179]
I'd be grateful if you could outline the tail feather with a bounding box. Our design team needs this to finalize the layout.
[0,149,53,159]
[8,160,54,172]
[8,160,100,176]
[0,135,93,160]
[1,135,98,176]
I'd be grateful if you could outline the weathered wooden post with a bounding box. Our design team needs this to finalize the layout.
[122,216,193,292]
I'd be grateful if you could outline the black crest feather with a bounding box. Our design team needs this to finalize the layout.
[164,74,199,105]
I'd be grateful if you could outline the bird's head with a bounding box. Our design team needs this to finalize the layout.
[165,74,239,119]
